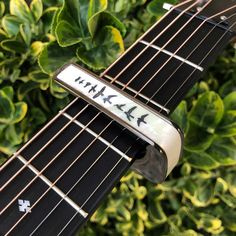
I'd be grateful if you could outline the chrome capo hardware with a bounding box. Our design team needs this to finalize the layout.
[54,64,183,183]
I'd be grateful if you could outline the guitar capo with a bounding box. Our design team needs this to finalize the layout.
[54,63,184,183]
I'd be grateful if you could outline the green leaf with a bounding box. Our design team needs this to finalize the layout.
[56,20,83,47]
[55,0,90,46]
[226,173,236,197]
[0,1,5,18]
[10,0,34,23]
[186,152,219,170]
[88,0,107,19]
[217,111,236,137]
[2,15,22,37]
[88,11,126,38]
[77,26,124,70]
[2,86,14,100]
[208,138,236,166]
[0,90,15,123]
[11,102,28,124]
[147,0,177,17]
[20,23,32,46]
[1,38,27,53]
[223,91,236,111]
[219,194,236,208]
[30,0,43,22]
[189,91,224,130]
[5,125,22,145]
[148,200,167,224]
[38,41,77,75]
[171,101,188,133]
[185,123,215,151]
[222,210,236,232]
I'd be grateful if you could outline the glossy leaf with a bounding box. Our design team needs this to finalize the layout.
[208,138,236,166]
[11,102,28,124]
[77,26,124,70]
[0,90,15,123]
[186,152,219,170]
[223,91,236,111]
[2,15,22,37]
[10,0,34,23]
[30,0,43,22]
[189,91,224,130]
[38,41,77,74]
[217,111,236,137]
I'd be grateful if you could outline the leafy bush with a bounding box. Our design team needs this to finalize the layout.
[0,0,236,235]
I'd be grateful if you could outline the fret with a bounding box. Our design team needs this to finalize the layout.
[17,155,87,217]
[139,40,204,71]
[61,112,132,162]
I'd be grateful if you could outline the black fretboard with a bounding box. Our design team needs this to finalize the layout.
[102,8,234,113]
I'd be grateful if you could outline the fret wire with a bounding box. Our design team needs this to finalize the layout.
[62,112,132,162]
[134,4,236,104]
[139,40,204,71]
[0,99,90,192]
[152,11,236,110]
[115,0,213,94]
[0,97,79,172]
[8,115,131,235]
[17,155,88,218]
[100,0,195,78]
[165,19,236,109]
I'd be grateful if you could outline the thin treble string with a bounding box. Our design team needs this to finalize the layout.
[153,10,236,111]
[0,97,78,171]
[136,4,236,103]
[101,0,196,78]
[0,100,91,191]
[107,0,206,86]
[5,117,130,235]
[164,19,236,108]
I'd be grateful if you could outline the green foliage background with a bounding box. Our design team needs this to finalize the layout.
[0,0,236,235]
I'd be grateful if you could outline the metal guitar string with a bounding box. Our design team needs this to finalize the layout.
[2,1,234,234]
[0,0,191,189]
[136,6,236,106]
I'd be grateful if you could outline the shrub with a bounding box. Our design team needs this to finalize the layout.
[0,0,236,235]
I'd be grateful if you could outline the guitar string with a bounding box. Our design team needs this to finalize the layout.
[9,10,236,236]
[0,0,190,189]
[164,19,236,108]
[134,5,236,107]
[106,0,213,89]
[2,1,235,234]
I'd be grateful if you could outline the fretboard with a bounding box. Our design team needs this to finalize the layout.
[1,2,235,236]
[102,8,235,113]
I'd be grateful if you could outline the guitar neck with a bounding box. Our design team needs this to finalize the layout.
[1,2,235,235]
